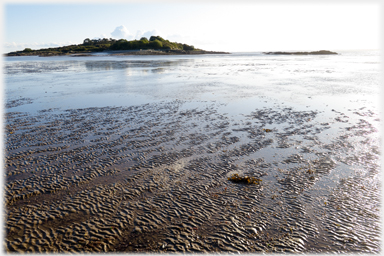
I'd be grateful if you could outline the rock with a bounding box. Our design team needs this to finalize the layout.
[263,50,338,55]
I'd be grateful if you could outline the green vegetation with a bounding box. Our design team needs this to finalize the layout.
[228,173,262,185]
[6,36,199,56]
[109,36,195,51]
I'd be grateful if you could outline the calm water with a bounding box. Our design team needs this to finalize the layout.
[4,50,380,113]
[3,50,381,252]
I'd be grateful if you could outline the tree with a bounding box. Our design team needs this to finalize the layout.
[100,38,110,44]
[97,35,197,51]
[130,40,140,49]
[140,37,149,44]
[149,36,165,42]
[83,38,92,45]
[161,41,174,50]
[110,39,128,50]
[23,48,33,52]
[182,44,195,51]
[149,39,163,49]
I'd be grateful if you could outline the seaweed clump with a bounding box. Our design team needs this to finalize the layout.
[228,173,262,184]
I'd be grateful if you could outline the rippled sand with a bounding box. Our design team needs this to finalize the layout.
[4,100,380,253]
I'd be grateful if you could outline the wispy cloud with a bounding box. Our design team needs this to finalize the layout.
[111,27,162,41]
[110,26,133,40]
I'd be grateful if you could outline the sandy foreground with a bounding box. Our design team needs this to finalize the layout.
[4,98,380,253]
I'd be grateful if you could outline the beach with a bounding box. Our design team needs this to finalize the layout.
[4,51,381,252]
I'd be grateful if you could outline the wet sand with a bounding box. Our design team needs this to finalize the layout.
[4,99,380,253]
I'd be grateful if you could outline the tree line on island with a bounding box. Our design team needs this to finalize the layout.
[8,36,199,56]
[108,36,196,51]
[8,36,337,56]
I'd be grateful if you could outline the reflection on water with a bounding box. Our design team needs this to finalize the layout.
[4,52,380,122]
[4,58,195,74]
[151,67,166,74]
[83,59,191,72]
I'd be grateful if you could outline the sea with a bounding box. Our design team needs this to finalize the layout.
[4,50,380,114]
[3,50,382,253]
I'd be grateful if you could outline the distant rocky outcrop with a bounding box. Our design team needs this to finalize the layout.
[5,36,230,57]
[263,50,338,55]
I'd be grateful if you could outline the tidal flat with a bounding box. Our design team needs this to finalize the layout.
[4,51,381,253]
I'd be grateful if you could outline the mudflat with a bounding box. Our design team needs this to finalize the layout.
[4,51,380,253]
[5,100,380,253]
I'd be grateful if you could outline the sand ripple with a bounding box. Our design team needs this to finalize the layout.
[4,101,380,252]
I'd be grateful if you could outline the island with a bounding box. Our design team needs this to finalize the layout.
[5,36,230,57]
[263,50,338,55]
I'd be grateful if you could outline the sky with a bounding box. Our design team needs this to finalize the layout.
[2,1,382,53]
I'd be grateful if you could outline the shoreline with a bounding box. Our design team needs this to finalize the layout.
[263,50,338,55]
[5,49,230,57]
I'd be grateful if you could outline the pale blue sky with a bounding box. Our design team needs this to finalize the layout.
[3,2,382,53]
